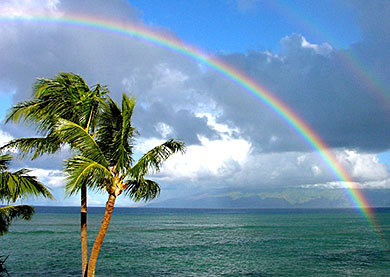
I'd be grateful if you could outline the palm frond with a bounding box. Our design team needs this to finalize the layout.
[80,84,109,132]
[6,73,107,134]
[96,97,121,158]
[64,155,112,195]
[0,136,62,160]
[0,205,35,235]
[96,95,137,172]
[0,154,12,171]
[55,119,108,168]
[5,99,58,134]
[0,169,54,202]
[130,139,185,179]
[113,94,137,172]
[5,99,41,124]
[124,179,161,202]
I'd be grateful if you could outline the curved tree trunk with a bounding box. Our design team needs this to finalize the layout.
[86,194,116,277]
[81,184,88,276]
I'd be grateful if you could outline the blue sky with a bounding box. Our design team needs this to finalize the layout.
[0,93,12,120]
[130,0,360,51]
[0,0,389,207]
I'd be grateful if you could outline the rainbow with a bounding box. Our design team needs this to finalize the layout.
[336,50,390,106]
[0,13,379,230]
[265,0,390,105]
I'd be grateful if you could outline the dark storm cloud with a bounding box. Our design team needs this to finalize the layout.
[201,32,390,153]
[0,0,217,147]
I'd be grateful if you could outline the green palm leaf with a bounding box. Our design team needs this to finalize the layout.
[124,179,161,202]
[64,156,112,195]
[0,169,53,202]
[80,84,109,132]
[0,154,52,234]
[5,99,59,135]
[0,136,62,160]
[0,205,35,235]
[0,154,12,171]
[55,119,108,168]
[6,72,109,135]
[97,95,137,172]
[130,139,185,180]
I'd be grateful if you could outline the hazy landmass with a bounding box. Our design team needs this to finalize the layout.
[147,189,390,208]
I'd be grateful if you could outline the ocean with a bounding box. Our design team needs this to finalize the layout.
[1,207,390,276]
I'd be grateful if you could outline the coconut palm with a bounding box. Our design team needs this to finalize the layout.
[0,153,53,275]
[55,94,185,277]
[3,72,108,274]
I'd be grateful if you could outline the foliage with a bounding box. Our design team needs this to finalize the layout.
[0,155,53,202]
[2,72,109,274]
[57,93,186,201]
[0,205,35,235]
[3,73,186,276]
[55,93,185,276]
[2,72,108,159]
[0,153,53,234]
[0,152,53,273]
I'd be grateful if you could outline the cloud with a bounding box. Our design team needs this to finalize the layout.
[136,113,251,183]
[280,34,333,56]
[348,0,390,45]
[0,129,13,147]
[0,0,389,206]
[157,148,390,194]
[0,0,61,17]
[200,32,390,152]
[29,168,65,188]
[2,1,388,153]
[336,150,389,182]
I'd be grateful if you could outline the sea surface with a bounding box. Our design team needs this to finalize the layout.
[1,207,390,276]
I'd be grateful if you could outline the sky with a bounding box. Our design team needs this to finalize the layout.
[0,0,389,207]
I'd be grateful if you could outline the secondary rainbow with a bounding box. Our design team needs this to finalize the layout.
[0,13,379,230]
[267,0,390,104]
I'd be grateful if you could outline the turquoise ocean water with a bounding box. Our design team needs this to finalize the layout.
[1,207,390,276]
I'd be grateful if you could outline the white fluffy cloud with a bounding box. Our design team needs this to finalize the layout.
[30,168,65,188]
[281,34,333,56]
[159,135,251,181]
[136,114,251,183]
[0,129,13,146]
[0,0,60,17]
[336,150,389,182]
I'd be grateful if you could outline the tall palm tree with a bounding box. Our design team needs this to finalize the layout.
[3,73,108,275]
[0,153,53,274]
[55,94,185,277]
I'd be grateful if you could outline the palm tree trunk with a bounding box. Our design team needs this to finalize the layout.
[85,194,116,277]
[81,184,88,276]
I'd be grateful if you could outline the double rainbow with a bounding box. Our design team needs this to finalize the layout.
[0,12,379,230]
[265,0,390,104]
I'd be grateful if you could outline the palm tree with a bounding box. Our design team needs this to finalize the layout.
[0,153,53,274]
[3,73,108,275]
[55,94,185,276]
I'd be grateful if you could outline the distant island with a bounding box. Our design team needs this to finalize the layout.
[147,188,390,209]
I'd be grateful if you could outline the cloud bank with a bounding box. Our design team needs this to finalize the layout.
[0,0,389,205]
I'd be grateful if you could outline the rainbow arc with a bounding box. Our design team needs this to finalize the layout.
[0,12,380,232]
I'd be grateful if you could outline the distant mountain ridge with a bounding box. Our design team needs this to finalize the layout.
[147,189,390,208]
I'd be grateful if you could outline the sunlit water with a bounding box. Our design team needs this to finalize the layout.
[2,207,390,276]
